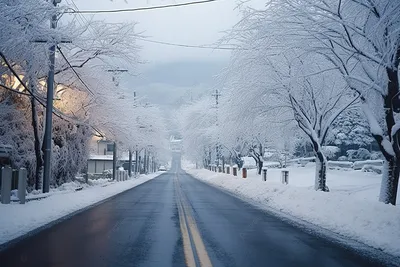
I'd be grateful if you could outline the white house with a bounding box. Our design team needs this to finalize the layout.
[87,154,113,174]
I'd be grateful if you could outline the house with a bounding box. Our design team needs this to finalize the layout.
[87,139,115,174]
[87,154,114,174]
[97,140,115,155]
[87,139,136,174]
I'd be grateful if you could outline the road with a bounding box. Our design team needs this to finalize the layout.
[0,158,395,267]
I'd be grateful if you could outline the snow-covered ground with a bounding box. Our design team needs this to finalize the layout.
[0,172,163,246]
[184,162,400,258]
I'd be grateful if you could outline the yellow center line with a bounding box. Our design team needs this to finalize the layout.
[174,173,213,267]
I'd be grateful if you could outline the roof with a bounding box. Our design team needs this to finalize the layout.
[89,155,113,161]
[89,153,137,161]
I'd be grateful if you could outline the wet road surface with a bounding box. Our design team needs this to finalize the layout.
[0,162,395,266]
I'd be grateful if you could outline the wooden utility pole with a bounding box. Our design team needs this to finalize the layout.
[212,89,222,166]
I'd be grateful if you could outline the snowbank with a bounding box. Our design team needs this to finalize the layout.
[184,165,400,257]
[0,172,162,246]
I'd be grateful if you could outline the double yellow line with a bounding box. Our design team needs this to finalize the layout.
[174,173,213,267]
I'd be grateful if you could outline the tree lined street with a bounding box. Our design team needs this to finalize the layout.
[0,156,395,267]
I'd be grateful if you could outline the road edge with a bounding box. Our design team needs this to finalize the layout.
[0,173,165,252]
[182,169,400,267]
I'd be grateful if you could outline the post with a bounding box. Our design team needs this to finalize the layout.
[1,167,12,204]
[18,168,27,204]
[138,156,142,173]
[242,168,247,179]
[128,150,132,177]
[112,142,117,180]
[42,0,60,193]
[233,167,237,176]
[143,150,147,174]
[226,166,230,174]
[281,170,289,184]
[262,168,267,181]
[135,150,139,175]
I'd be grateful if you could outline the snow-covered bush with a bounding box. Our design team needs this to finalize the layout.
[338,156,348,161]
[362,165,382,175]
[357,148,371,160]
[321,146,340,160]
[370,152,383,160]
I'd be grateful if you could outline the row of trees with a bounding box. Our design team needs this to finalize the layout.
[0,1,167,191]
[180,0,400,205]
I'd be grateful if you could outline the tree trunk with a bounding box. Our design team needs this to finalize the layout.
[314,152,329,192]
[30,91,43,190]
[380,158,399,205]
[310,138,329,192]
[257,159,263,175]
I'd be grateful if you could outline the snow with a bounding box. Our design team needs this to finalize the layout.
[0,172,162,246]
[184,164,400,257]
[382,139,395,156]
[362,103,383,136]
[391,122,400,137]
[89,154,113,160]
[242,156,257,169]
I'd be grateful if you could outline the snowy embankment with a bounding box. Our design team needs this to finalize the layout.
[0,172,162,246]
[184,163,400,257]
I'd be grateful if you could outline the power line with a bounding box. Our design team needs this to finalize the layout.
[57,47,96,96]
[66,0,221,14]
[137,38,237,50]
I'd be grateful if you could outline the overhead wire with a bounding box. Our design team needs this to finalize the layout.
[136,37,239,50]
[57,46,96,96]
[66,0,221,14]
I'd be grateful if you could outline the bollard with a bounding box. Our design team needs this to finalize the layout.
[226,167,230,174]
[242,168,247,179]
[1,167,12,204]
[222,167,225,173]
[281,170,289,184]
[262,168,267,181]
[18,168,27,204]
[218,166,222,173]
[214,167,217,173]
[233,167,237,176]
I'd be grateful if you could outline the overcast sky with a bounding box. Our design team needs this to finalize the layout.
[67,0,264,64]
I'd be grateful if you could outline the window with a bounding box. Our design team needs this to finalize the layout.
[107,144,114,152]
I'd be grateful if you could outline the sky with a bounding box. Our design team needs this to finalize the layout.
[67,0,259,64]
[65,0,265,108]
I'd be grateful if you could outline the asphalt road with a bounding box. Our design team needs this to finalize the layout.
[0,159,395,267]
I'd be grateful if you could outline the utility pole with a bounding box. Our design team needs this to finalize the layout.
[128,150,132,177]
[112,142,117,180]
[212,89,221,166]
[42,0,61,193]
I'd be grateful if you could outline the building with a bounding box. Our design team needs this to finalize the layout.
[87,154,113,174]
[170,136,182,152]
[87,139,136,174]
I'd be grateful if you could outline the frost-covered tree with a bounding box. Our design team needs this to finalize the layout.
[261,0,400,204]
[0,0,143,188]
[178,95,217,166]
[328,108,374,153]
[223,16,358,190]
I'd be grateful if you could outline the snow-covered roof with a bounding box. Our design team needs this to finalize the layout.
[89,153,136,161]
[89,155,113,161]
